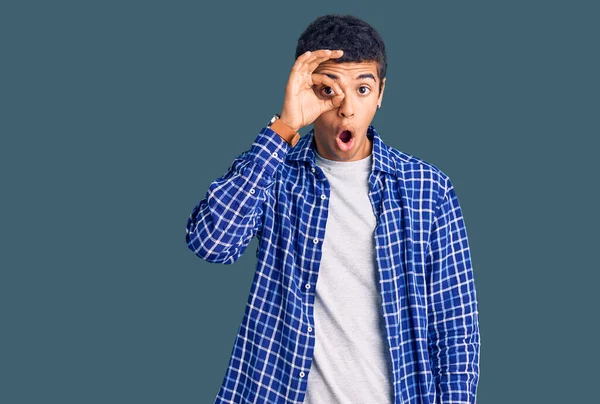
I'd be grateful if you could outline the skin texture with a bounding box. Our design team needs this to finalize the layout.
[280,50,386,162]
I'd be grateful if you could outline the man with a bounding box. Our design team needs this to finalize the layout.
[186,14,480,404]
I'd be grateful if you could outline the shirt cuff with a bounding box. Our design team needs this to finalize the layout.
[247,127,291,178]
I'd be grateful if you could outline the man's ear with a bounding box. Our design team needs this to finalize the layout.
[378,77,386,108]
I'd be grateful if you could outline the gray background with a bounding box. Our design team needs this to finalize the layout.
[2,0,598,403]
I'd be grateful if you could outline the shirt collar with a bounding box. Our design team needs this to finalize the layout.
[286,125,395,175]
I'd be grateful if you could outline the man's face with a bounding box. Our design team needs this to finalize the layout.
[312,60,385,162]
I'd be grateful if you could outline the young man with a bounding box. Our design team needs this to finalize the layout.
[186,15,480,404]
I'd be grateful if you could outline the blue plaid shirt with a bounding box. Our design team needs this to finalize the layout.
[186,126,480,404]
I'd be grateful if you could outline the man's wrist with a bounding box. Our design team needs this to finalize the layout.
[268,114,300,147]
[278,113,300,133]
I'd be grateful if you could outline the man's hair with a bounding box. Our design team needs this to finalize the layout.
[295,15,387,92]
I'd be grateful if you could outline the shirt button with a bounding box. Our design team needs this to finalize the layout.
[313,238,319,244]
[299,371,305,378]
[308,326,313,332]
[272,152,278,158]
[320,194,326,200]
[249,188,255,195]
[305,283,311,290]
[311,167,316,173]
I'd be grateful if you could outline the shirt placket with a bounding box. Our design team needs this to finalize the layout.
[370,172,403,404]
[294,163,330,402]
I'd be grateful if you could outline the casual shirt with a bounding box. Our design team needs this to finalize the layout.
[185,125,480,404]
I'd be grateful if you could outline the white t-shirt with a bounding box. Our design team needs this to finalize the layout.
[304,152,394,404]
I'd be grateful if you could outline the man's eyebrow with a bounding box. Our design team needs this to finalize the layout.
[356,73,376,81]
[323,73,377,82]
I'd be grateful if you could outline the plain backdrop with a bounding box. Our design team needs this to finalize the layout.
[2,1,598,403]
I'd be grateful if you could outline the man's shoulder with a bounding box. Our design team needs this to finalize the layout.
[383,142,450,186]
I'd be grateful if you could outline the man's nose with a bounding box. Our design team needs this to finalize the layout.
[337,96,354,118]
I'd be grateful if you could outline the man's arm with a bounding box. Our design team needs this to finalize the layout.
[185,49,346,264]
[185,129,288,264]
[426,177,480,403]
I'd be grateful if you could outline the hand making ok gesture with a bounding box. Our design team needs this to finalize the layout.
[279,50,345,132]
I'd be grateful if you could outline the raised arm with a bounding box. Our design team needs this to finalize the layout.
[426,178,481,403]
[185,49,347,264]
[185,130,288,264]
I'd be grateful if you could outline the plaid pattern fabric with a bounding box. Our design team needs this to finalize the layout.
[186,126,480,404]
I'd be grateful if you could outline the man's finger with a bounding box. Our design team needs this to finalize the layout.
[292,50,318,72]
[296,50,315,63]
[312,74,345,107]
[304,49,341,61]
[312,73,343,94]
[295,50,343,72]
[305,50,344,73]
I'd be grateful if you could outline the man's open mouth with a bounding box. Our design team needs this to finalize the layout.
[339,130,352,143]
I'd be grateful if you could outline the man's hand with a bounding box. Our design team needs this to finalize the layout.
[279,50,345,132]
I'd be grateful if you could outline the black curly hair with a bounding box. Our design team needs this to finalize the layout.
[295,15,387,93]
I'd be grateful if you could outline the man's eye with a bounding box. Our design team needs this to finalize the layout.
[320,87,334,97]
[358,86,371,95]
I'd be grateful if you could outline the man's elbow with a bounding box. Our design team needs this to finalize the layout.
[185,230,239,265]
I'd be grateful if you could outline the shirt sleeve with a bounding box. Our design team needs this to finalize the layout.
[185,127,289,264]
[426,178,481,403]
